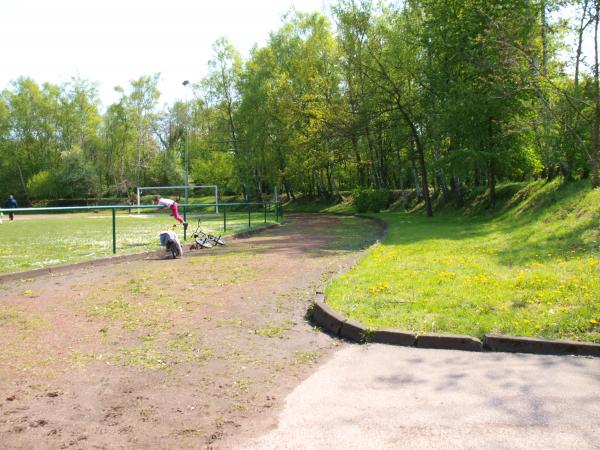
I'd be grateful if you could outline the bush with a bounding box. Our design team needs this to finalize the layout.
[370,189,391,212]
[353,189,390,213]
[27,170,58,200]
[56,147,100,198]
[353,189,370,213]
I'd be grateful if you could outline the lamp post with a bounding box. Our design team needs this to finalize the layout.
[182,80,190,206]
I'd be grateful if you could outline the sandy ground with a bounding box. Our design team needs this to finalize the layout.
[0,214,382,449]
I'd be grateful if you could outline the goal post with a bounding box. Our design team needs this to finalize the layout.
[136,185,219,214]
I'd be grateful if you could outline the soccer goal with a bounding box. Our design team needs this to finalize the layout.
[136,185,219,214]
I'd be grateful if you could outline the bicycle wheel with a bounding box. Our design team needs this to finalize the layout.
[195,237,213,248]
[208,234,225,246]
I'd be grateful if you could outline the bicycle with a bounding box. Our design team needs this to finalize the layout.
[190,217,225,250]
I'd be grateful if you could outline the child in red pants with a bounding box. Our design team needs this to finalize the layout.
[153,195,188,229]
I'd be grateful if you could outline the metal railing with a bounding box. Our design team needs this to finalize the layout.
[0,201,282,254]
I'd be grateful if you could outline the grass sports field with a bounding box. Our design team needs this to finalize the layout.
[326,180,600,343]
[0,210,276,273]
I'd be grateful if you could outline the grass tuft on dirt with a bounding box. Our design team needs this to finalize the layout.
[326,179,600,342]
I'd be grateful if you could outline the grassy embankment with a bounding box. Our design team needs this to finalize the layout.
[323,180,600,343]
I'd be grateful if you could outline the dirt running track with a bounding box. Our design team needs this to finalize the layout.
[0,214,382,449]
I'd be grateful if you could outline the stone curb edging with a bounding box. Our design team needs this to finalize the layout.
[311,298,600,358]
[0,223,281,284]
[417,333,483,352]
[484,334,600,357]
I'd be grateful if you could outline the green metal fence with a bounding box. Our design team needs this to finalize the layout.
[0,201,282,255]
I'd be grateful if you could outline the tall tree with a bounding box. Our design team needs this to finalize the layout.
[127,74,161,189]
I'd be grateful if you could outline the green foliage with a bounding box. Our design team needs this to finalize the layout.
[353,189,370,213]
[26,171,57,200]
[353,189,389,213]
[370,189,390,213]
[0,2,598,203]
[191,152,237,193]
[55,146,100,198]
[146,149,184,187]
[26,146,101,200]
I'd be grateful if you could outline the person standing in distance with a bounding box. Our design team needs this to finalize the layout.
[4,195,17,221]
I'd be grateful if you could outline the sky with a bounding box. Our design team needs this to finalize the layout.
[1,1,593,110]
[0,0,329,108]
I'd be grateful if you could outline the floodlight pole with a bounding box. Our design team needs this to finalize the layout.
[182,80,190,207]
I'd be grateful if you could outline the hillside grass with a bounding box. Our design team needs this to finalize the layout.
[282,194,356,214]
[325,179,600,343]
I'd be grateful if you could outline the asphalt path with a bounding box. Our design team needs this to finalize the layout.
[239,344,600,449]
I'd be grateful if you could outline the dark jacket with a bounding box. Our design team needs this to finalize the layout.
[4,197,17,208]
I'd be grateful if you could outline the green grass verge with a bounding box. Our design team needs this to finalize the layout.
[326,179,600,343]
[0,211,277,273]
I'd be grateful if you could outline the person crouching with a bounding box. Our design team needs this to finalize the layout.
[159,230,183,258]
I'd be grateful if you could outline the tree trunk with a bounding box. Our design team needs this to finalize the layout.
[316,172,329,199]
[539,0,558,180]
[575,0,591,90]
[488,160,497,207]
[370,54,432,215]
[256,175,263,196]
[412,160,420,199]
[283,179,295,202]
[399,109,432,216]
[475,165,483,187]
[377,125,389,188]
[327,160,341,202]
[592,0,600,188]
[487,116,497,206]
[352,134,366,187]
[364,123,380,188]
[436,163,449,203]
[452,173,464,208]
[429,78,449,203]
[16,163,28,201]
[541,1,548,77]
[399,169,408,209]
